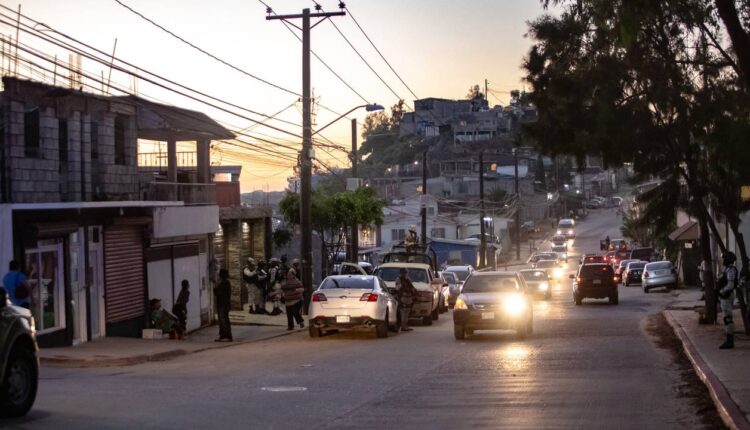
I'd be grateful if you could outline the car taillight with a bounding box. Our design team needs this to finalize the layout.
[360,293,379,302]
[312,293,327,302]
[643,272,649,278]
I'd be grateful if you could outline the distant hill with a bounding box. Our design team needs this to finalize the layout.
[241,190,287,207]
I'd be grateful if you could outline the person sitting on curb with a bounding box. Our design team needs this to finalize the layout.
[150,298,184,340]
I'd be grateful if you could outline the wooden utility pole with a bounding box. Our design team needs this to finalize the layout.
[479,151,486,268]
[350,118,358,263]
[267,6,345,309]
[514,148,521,260]
[421,151,427,247]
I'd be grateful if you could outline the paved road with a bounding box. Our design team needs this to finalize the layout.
[7,209,717,429]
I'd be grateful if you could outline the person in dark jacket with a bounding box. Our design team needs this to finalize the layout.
[281,269,305,331]
[214,269,233,342]
[172,280,190,332]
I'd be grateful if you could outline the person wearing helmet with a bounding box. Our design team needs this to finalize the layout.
[243,257,266,315]
[718,251,738,349]
[404,224,419,254]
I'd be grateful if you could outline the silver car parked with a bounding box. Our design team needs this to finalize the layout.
[642,261,677,292]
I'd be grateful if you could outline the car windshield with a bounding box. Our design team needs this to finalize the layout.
[463,275,522,293]
[443,273,457,285]
[559,221,574,228]
[536,260,557,268]
[319,277,373,289]
[447,269,470,281]
[552,245,566,251]
[628,262,646,270]
[619,260,633,269]
[521,270,548,281]
[375,268,429,283]
[580,265,614,277]
[646,262,672,270]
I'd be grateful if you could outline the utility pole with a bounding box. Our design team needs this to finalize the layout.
[485,78,489,103]
[350,118,358,263]
[267,5,345,310]
[479,151,486,268]
[514,148,521,260]
[421,151,427,247]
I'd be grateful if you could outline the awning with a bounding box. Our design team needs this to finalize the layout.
[669,221,699,241]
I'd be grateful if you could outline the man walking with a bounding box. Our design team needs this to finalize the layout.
[214,269,233,342]
[395,268,417,332]
[718,252,739,349]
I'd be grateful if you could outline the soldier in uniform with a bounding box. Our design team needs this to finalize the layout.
[243,258,266,314]
[404,224,419,254]
[718,252,739,349]
[395,268,417,332]
[267,259,283,315]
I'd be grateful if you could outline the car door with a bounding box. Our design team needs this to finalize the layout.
[379,278,397,318]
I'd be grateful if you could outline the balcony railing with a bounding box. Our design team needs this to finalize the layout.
[138,152,197,168]
[144,182,216,205]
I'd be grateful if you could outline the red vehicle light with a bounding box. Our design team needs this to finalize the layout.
[312,293,327,302]
[643,272,649,278]
[360,293,379,302]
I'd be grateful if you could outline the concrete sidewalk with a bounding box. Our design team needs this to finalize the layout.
[665,291,750,430]
[38,322,304,368]
[230,302,292,326]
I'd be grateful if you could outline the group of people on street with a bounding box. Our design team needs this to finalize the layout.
[243,255,301,317]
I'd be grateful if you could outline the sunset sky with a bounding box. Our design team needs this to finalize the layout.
[3,0,552,191]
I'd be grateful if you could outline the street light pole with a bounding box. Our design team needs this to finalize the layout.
[514,148,520,260]
[421,151,427,247]
[479,151,486,268]
[350,118,358,263]
[267,6,345,310]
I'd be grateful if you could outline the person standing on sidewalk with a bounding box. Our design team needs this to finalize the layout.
[244,258,266,315]
[172,280,190,333]
[267,259,283,316]
[395,268,417,332]
[214,269,233,342]
[281,270,305,331]
[718,252,739,349]
[3,260,30,309]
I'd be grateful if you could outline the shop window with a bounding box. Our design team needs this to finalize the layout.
[114,115,127,165]
[391,229,405,241]
[24,108,40,158]
[24,240,64,333]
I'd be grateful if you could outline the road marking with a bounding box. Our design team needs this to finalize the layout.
[261,386,308,392]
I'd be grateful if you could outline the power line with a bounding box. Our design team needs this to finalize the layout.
[112,0,301,98]
[313,1,405,104]
[256,0,371,105]
[344,6,418,100]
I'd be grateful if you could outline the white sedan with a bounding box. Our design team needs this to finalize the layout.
[308,275,399,338]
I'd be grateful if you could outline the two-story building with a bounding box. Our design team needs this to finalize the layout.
[0,77,236,347]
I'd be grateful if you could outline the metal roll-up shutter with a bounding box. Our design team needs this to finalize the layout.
[104,225,145,323]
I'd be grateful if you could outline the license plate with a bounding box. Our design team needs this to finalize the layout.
[336,315,350,323]
[482,312,495,320]
[593,279,601,285]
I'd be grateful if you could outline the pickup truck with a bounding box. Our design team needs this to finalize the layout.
[374,262,441,326]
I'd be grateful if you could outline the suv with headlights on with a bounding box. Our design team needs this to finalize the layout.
[0,287,39,418]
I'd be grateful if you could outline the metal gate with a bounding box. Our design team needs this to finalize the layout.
[104,225,145,322]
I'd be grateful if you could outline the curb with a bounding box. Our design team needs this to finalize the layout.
[40,329,302,368]
[663,310,750,430]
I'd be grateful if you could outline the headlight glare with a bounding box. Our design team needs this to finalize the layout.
[454,297,469,310]
[539,282,549,291]
[503,295,526,316]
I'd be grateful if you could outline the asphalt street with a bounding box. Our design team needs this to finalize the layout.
[5,209,720,430]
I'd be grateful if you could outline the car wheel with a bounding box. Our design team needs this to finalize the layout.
[0,346,38,418]
[610,293,619,305]
[375,311,389,338]
[308,325,322,338]
[423,315,433,326]
[432,304,439,321]
[454,324,465,340]
[389,310,401,333]
[574,294,582,306]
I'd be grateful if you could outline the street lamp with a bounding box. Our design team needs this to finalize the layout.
[310,103,384,266]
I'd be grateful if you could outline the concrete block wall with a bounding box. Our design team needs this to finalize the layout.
[2,95,140,203]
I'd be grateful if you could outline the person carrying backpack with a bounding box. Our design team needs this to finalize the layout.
[3,260,30,309]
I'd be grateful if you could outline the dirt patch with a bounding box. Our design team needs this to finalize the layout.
[646,313,726,430]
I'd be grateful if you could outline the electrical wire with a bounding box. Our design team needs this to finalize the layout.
[257,0,371,105]
[344,6,418,100]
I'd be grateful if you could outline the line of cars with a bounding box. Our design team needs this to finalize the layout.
[308,246,476,339]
